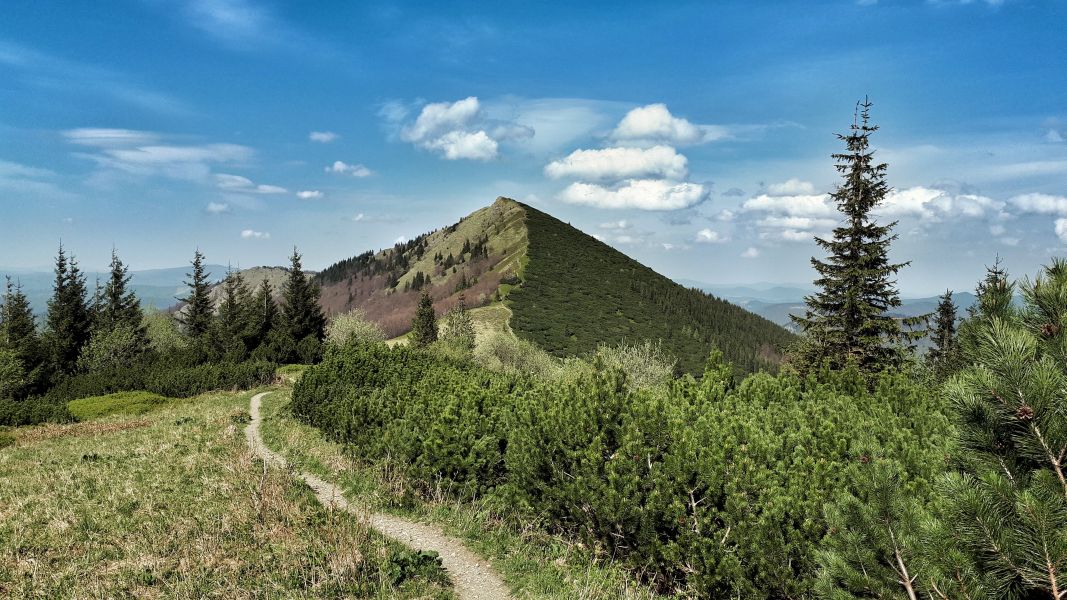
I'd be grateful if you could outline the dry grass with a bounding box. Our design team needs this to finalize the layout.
[0,390,453,599]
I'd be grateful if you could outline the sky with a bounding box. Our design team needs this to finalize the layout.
[1,0,1065,296]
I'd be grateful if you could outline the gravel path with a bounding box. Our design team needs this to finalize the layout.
[245,391,512,600]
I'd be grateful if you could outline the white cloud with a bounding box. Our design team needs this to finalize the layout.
[423,130,498,161]
[611,103,728,146]
[757,216,837,230]
[742,194,835,217]
[1010,193,1067,215]
[393,235,408,245]
[741,247,761,259]
[989,224,1006,236]
[352,213,365,222]
[396,96,532,161]
[63,128,159,147]
[296,190,323,199]
[214,173,287,194]
[205,201,230,214]
[1047,129,1065,143]
[0,159,73,199]
[545,145,688,181]
[309,131,339,143]
[661,243,675,250]
[240,229,270,239]
[559,179,707,211]
[63,129,254,183]
[326,161,374,177]
[875,186,1002,220]
[696,228,727,243]
[599,220,632,230]
[1057,219,1067,244]
[767,178,816,195]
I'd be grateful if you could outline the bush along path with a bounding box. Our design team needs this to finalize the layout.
[246,391,511,600]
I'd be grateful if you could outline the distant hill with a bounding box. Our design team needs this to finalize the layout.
[315,197,794,375]
[0,264,230,315]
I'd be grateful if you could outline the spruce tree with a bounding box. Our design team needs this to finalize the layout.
[177,250,214,339]
[96,249,149,351]
[45,244,91,374]
[926,290,959,378]
[791,99,915,373]
[246,279,277,351]
[216,267,251,354]
[282,248,325,339]
[410,290,437,347]
[0,277,44,397]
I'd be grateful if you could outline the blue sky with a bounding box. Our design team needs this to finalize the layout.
[1,0,1064,295]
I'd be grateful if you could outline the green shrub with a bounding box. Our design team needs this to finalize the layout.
[325,309,385,348]
[292,343,949,597]
[67,391,173,421]
[0,431,14,449]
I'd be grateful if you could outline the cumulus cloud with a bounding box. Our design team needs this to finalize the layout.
[559,179,707,211]
[296,190,323,199]
[1010,193,1067,215]
[874,186,1003,220]
[240,229,270,239]
[611,103,729,146]
[742,194,835,217]
[309,131,339,143]
[205,201,230,214]
[1057,219,1067,244]
[214,173,287,194]
[545,145,688,181]
[326,161,374,177]
[396,96,532,161]
[741,247,761,259]
[767,178,816,195]
[695,228,727,243]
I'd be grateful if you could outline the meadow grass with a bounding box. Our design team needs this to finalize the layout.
[259,389,669,600]
[0,389,454,599]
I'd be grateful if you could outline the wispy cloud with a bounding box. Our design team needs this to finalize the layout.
[309,131,339,143]
[240,228,270,239]
[296,190,323,199]
[325,161,374,177]
[214,173,286,194]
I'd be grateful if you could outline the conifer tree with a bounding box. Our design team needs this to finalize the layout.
[246,279,277,350]
[926,290,959,378]
[99,249,146,332]
[281,247,326,343]
[45,244,91,374]
[0,277,44,397]
[216,267,252,356]
[177,250,214,339]
[791,99,916,373]
[410,290,437,347]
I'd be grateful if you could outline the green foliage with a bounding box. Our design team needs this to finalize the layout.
[281,247,326,344]
[592,340,676,391]
[177,250,214,339]
[45,244,92,375]
[0,431,12,450]
[143,308,186,355]
[77,325,150,374]
[926,289,960,378]
[325,308,385,349]
[0,348,24,399]
[1,277,47,397]
[96,249,149,352]
[441,294,475,352]
[791,100,917,375]
[410,291,438,347]
[293,343,947,597]
[67,391,173,420]
[508,202,793,375]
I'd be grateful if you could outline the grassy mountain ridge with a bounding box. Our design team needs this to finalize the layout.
[314,197,793,374]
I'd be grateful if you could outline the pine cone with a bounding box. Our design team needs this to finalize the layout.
[1016,405,1035,422]
[1040,323,1060,338]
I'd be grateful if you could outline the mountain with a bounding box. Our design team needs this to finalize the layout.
[315,197,794,375]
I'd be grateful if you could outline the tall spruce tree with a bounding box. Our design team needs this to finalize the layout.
[0,277,44,397]
[926,290,959,377]
[791,99,916,373]
[247,279,277,350]
[177,250,214,339]
[410,290,438,347]
[281,247,326,343]
[217,267,251,354]
[45,244,91,374]
[99,249,146,333]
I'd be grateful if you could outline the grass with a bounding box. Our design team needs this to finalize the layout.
[276,364,311,383]
[67,390,176,421]
[259,388,669,600]
[0,388,454,599]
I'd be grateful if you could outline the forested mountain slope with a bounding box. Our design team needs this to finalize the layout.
[313,197,793,374]
[508,202,794,374]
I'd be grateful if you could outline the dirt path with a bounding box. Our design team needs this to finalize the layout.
[245,392,511,600]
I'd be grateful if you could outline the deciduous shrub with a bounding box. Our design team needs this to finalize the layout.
[325,309,385,349]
